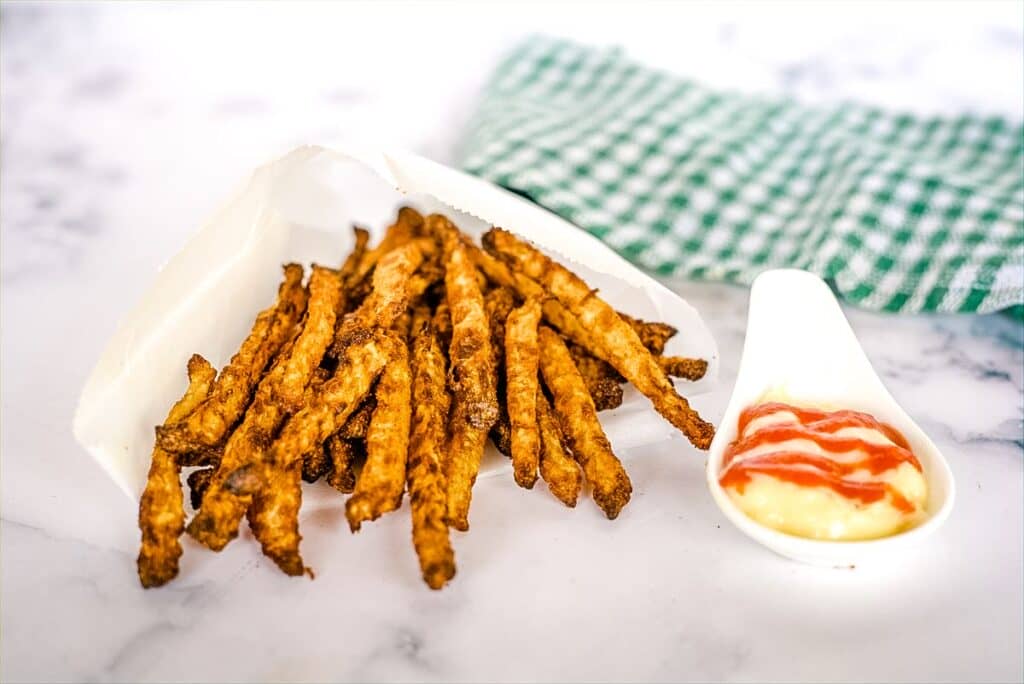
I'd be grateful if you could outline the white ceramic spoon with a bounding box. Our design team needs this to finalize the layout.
[706,269,955,567]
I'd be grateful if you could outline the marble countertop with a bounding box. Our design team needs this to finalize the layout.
[2,3,1021,682]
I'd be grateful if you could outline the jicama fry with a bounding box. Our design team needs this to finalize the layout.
[407,317,456,589]
[187,466,215,511]
[505,298,542,489]
[157,264,307,453]
[437,216,499,531]
[247,460,307,577]
[331,241,425,356]
[568,344,623,412]
[485,228,715,450]
[137,354,216,588]
[264,330,391,474]
[326,435,359,493]
[485,286,518,460]
[468,242,593,349]
[538,326,632,519]
[659,356,708,381]
[187,334,302,550]
[346,335,412,531]
[346,207,423,294]
[536,390,582,508]
[617,312,677,356]
[339,396,376,440]
[490,409,512,458]
[302,446,331,483]
[275,266,343,410]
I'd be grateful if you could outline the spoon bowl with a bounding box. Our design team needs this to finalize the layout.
[707,269,955,567]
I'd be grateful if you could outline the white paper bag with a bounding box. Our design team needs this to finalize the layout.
[73,145,719,504]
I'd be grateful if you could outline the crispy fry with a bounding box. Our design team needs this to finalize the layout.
[157,265,307,453]
[407,253,445,301]
[339,395,375,439]
[432,299,452,349]
[186,343,297,550]
[275,266,344,410]
[659,356,708,381]
[617,313,678,356]
[340,227,370,282]
[536,390,582,507]
[490,409,512,457]
[137,354,216,588]
[485,288,517,459]
[174,444,223,468]
[346,335,412,531]
[407,319,456,589]
[347,207,423,292]
[439,218,499,531]
[204,266,339,563]
[568,343,624,412]
[331,242,425,357]
[469,242,592,346]
[232,329,391,570]
[505,298,542,488]
[485,228,715,450]
[538,326,632,519]
[187,466,215,511]
[266,329,391,473]
[326,435,358,493]
[302,445,331,483]
[247,460,307,576]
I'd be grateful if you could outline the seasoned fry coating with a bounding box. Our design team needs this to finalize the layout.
[407,320,456,589]
[266,330,390,471]
[248,460,307,576]
[618,313,677,355]
[331,242,424,356]
[468,242,591,345]
[485,228,715,450]
[275,266,344,410]
[339,395,375,439]
[659,356,708,381]
[340,227,370,283]
[187,467,215,511]
[538,326,632,519]
[484,288,517,460]
[174,445,223,468]
[347,207,423,292]
[432,299,452,349]
[191,268,341,552]
[137,354,217,588]
[302,445,331,483]
[490,409,512,457]
[326,435,358,493]
[186,347,295,550]
[536,391,582,508]
[346,335,412,531]
[440,219,499,531]
[505,298,542,489]
[568,344,624,412]
[407,255,445,301]
[157,265,307,453]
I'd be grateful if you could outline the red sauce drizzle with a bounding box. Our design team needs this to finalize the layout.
[720,402,920,513]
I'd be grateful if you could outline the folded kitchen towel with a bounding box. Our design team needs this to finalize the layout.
[459,36,1024,316]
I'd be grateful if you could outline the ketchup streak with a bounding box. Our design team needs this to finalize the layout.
[720,402,919,514]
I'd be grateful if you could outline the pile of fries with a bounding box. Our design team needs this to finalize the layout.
[137,209,715,590]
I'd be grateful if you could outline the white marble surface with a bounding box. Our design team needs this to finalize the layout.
[2,3,1022,682]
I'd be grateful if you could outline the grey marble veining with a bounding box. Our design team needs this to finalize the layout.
[1,4,1021,683]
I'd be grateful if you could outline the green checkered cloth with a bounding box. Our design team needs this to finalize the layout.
[459,37,1024,315]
